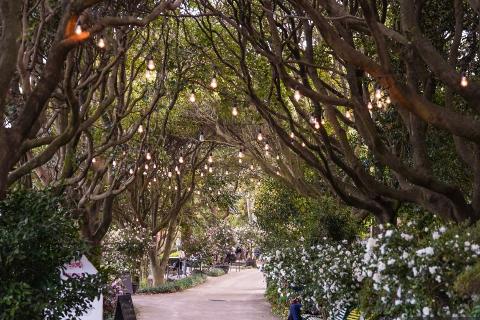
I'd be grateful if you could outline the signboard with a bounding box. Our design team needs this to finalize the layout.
[61,255,103,320]
[114,294,137,320]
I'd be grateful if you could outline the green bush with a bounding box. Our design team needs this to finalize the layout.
[206,268,226,277]
[137,274,207,294]
[0,190,103,320]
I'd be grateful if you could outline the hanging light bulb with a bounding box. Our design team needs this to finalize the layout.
[210,74,218,89]
[204,164,208,170]
[200,172,204,177]
[145,164,149,170]
[264,143,270,151]
[143,171,147,176]
[257,130,263,141]
[385,96,391,104]
[138,125,144,133]
[129,168,134,175]
[276,155,280,160]
[232,105,238,116]
[250,164,254,170]
[238,148,244,158]
[314,121,320,129]
[276,170,280,176]
[75,24,82,35]
[208,166,213,173]
[97,37,105,49]
[461,73,468,87]
[265,150,270,157]
[146,55,155,71]
[367,101,373,110]
[225,170,229,175]
[294,89,302,101]
[153,177,157,182]
[375,87,382,100]
[208,153,213,163]
[199,131,205,142]
[290,132,295,139]
[168,171,172,178]
[153,163,157,169]
[301,142,306,147]
[189,89,196,103]
[175,165,179,172]
[92,157,96,163]
[179,156,184,164]
[175,186,178,190]
[146,152,152,160]
[112,160,117,167]
[346,111,352,120]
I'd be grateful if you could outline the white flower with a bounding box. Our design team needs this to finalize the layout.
[422,307,430,316]
[385,230,394,237]
[366,238,377,251]
[402,252,409,259]
[388,258,396,265]
[372,272,381,283]
[439,226,447,233]
[465,241,471,247]
[429,266,438,274]
[378,262,386,272]
[432,231,440,240]
[401,233,413,241]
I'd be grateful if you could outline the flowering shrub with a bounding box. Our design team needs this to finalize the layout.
[263,222,480,318]
[357,222,480,318]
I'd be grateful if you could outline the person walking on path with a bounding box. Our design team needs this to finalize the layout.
[287,297,302,320]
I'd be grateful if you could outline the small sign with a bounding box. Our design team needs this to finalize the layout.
[61,255,103,320]
[114,294,137,320]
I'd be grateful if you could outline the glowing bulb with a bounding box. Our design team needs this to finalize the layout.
[257,131,263,141]
[375,88,382,100]
[265,150,270,157]
[189,90,196,103]
[321,118,326,125]
[238,149,244,158]
[143,171,147,175]
[175,166,179,172]
[75,25,82,35]
[129,168,134,175]
[153,177,157,182]
[276,170,280,175]
[204,164,208,170]
[97,37,105,48]
[168,171,172,178]
[199,132,205,142]
[225,170,229,175]
[315,121,320,129]
[153,163,157,169]
[208,166,213,173]
[346,111,352,119]
[294,89,301,101]
[461,75,468,87]
[210,76,217,89]
[301,142,306,147]
[201,172,204,177]
[290,132,295,139]
[208,154,213,163]
[386,96,391,104]
[147,57,155,71]
[276,155,280,160]
[92,157,96,163]
[367,102,373,110]
[232,106,238,116]
[138,125,144,133]
[239,158,243,164]
[145,164,149,170]
[264,143,270,151]
[179,156,184,164]
[250,164,254,170]
[146,152,152,160]
[112,160,117,166]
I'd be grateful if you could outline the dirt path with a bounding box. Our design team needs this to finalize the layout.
[132,268,279,320]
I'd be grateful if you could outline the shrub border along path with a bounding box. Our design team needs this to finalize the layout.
[137,274,208,294]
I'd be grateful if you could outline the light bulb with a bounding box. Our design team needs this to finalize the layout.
[375,88,382,100]
[265,150,270,157]
[257,131,263,141]
[138,125,144,133]
[367,102,373,110]
[250,164,254,170]
[75,25,82,35]
[315,121,320,129]
[239,158,243,164]
[97,37,105,48]
[189,90,196,103]
[321,118,326,125]
[146,152,152,160]
[201,172,204,177]
[175,165,179,172]
[232,106,238,116]
[290,132,295,139]
[225,170,229,175]
[179,156,184,164]
[112,160,117,166]
[199,132,205,142]
[92,157,96,163]
[145,164,149,170]
[153,163,157,169]
[276,170,280,175]
[386,96,391,104]
[208,154,213,163]
[129,168,134,175]
[346,111,352,119]
[461,75,468,87]
[208,166,213,173]
[147,58,155,71]
[210,76,217,89]
[168,171,172,178]
[143,171,147,175]
[294,89,301,101]
[276,155,280,160]
[301,142,306,147]
[153,177,157,182]
[264,143,270,151]
[204,164,208,170]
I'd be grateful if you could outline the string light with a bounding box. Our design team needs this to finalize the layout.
[461,74,468,87]
[208,153,213,163]
[367,102,373,110]
[375,87,382,100]
[146,55,155,71]
[145,164,149,170]
[153,177,157,182]
[129,168,134,175]
[179,156,184,164]
[294,89,302,101]
[189,90,196,103]
[112,160,117,167]
[92,157,96,163]
[97,37,105,48]
[301,142,306,147]
[143,171,147,176]
[386,96,391,104]
[250,164,254,170]
[168,171,172,178]
[232,105,238,116]
[153,163,157,169]
[290,132,295,139]
[208,166,213,173]
[276,155,280,160]
[138,125,144,133]
[257,130,263,141]
[210,74,218,89]
[346,111,352,120]
[146,152,152,160]
[75,24,82,35]
[204,164,208,170]
[199,131,205,142]
[201,172,204,177]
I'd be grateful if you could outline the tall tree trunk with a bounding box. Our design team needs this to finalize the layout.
[155,220,177,285]
[148,247,163,286]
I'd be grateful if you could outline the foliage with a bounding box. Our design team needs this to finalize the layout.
[0,190,103,320]
[263,219,480,318]
[137,274,207,294]
[206,268,227,277]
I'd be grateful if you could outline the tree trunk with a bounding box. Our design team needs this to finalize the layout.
[155,220,177,285]
[148,247,163,286]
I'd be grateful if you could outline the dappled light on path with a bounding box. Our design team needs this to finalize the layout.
[133,269,278,320]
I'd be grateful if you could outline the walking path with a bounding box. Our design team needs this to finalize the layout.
[133,268,279,320]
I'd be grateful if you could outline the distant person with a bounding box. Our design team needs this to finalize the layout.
[288,297,302,320]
